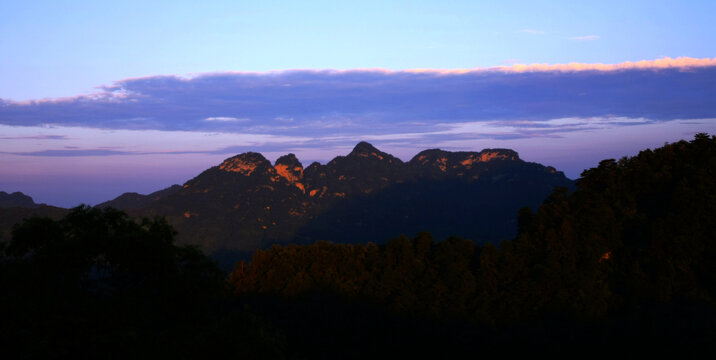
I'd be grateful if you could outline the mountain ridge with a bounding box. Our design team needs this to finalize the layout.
[1,142,573,258]
[98,142,573,257]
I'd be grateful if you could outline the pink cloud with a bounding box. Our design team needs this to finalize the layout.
[403,57,716,75]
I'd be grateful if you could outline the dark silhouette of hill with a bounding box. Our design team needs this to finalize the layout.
[0,191,39,208]
[102,142,573,256]
[96,184,182,210]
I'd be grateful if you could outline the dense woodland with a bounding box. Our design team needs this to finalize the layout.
[1,134,714,357]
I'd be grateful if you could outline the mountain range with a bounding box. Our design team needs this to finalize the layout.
[1,142,573,257]
[93,142,573,256]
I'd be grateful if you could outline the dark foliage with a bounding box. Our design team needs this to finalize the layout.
[0,206,285,359]
[229,134,716,356]
[0,205,67,243]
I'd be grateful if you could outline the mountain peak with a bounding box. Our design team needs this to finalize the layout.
[351,141,379,154]
[275,153,302,168]
[348,141,394,161]
[218,152,271,176]
[478,149,519,161]
[411,148,519,164]
[274,153,304,184]
[408,148,520,173]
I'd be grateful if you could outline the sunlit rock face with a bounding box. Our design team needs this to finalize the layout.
[219,152,273,176]
[463,150,518,165]
[102,142,573,255]
[408,148,521,179]
[274,154,305,192]
[274,154,303,182]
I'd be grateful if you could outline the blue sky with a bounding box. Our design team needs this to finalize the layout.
[1,1,715,206]
[3,0,715,100]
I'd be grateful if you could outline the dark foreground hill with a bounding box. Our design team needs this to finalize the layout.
[102,142,573,256]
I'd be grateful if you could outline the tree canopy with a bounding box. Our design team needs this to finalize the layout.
[0,206,284,358]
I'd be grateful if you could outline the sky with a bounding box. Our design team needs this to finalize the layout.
[1,0,715,207]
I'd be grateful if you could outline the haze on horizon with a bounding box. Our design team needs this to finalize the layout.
[1,0,715,207]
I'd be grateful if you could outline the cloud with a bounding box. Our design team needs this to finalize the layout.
[570,35,600,41]
[430,116,655,139]
[0,135,69,140]
[518,29,545,35]
[203,116,248,122]
[0,124,316,158]
[5,116,711,159]
[1,57,714,138]
[5,149,136,157]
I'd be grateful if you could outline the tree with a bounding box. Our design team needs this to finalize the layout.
[0,206,234,357]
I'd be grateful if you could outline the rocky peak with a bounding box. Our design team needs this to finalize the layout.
[409,148,520,173]
[218,152,272,176]
[275,153,303,169]
[412,148,518,164]
[352,141,377,153]
[476,149,519,161]
[410,149,452,171]
[348,141,392,161]
[274,154,304,183]
[305,161,323,172]
[453,149,519,169]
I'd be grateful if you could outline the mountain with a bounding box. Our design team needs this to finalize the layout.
[0,191,38,208]
[97,184,182,210]
[106,142,573,255]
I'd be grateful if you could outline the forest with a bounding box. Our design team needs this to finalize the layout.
[1,134,714,358]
